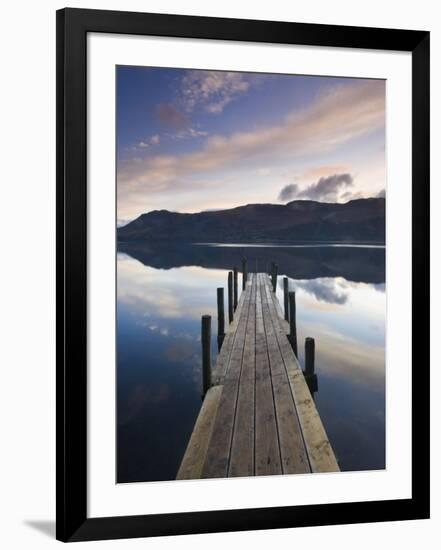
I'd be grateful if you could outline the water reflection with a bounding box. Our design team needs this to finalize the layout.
[119,242,385,284]
[290,277,351,305]
[117,243,385,482]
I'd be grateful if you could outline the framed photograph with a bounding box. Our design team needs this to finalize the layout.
[56,8,430,542]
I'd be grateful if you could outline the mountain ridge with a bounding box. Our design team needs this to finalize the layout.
[118,197,385,244]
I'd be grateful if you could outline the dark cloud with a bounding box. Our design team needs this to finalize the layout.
[341,190,360,201]
[278,173,354,202]
[155,103,190,127]
[278,183,300,202]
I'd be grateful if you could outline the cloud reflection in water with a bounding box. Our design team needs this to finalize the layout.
[117,251,386,480]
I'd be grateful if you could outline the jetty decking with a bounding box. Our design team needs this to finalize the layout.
[177,271,339,479]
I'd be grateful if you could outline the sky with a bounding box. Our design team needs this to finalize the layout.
[117,66,386,225]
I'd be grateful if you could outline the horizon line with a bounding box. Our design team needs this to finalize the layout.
[117,195,385,228]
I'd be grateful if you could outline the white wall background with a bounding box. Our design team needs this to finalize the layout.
[0,0,438,548]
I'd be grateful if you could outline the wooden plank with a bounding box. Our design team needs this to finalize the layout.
[225,274,254,382]
[255,276,265,334]
[201,275,254,478]
[229,275,256,477]
[285,366,339,472]
[212,277,248,385]
[178,272,338,481]
[176,385,223,480]
[262,276,339,473]
[260,274,310,475]
[254,278,282,476]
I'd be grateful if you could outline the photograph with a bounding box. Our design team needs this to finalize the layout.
[0,0,433,545]
[116,66,386,483]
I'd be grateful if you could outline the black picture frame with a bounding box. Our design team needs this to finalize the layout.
[56,7,430,542]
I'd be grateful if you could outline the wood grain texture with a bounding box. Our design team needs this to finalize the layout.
[211,277,249,385]
[178,272,338,480]
[201,275,254,478]
[255,277,282,476]
[262,276,339,473]
[260,274,310,474]
[229,275,256,477]
[176,385,223,480]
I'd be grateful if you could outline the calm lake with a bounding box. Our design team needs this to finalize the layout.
[117,243,385,483]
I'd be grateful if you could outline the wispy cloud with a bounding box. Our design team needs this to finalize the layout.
[180,70,253,114]
[172,127,209,140]
[136,135,161,150]
[279,173,354,202]
[118,80,385,219]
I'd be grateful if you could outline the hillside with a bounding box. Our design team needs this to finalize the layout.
[117,198,385,244]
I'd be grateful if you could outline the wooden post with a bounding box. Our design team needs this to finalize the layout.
[304,337,318,396]
[217,288,225,349]
[233,267,238,310]
[228,271,234,323]
[242,257,248,290]
[283,277,289,321]
[305,337,315,376]
[288,291,298,357]
[201,315,212,395]
[271,263,278,292]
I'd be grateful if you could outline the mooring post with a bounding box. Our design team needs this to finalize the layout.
[271,263,278,292]
[216,288,225,349]
[242,257,248,290]
[283,277,289,321]
[228,271,234,323]
[201,315,212,395]
[304,337,318,396]
[233,267,238,310]
[288,291,298,356]
[305,337,315,376]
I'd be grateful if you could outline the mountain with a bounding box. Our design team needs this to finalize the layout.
[117,198,385,244]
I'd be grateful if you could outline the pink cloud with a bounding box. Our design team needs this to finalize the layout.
[181,70,252,113]
[118,80,385,219]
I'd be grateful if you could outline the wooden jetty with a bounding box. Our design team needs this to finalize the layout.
[177,270,339,479]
